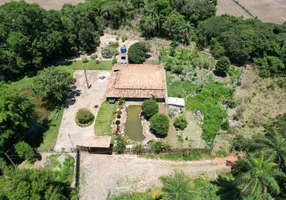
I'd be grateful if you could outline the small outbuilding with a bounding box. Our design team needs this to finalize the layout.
[77,136,112,154]
[166,97,185,109]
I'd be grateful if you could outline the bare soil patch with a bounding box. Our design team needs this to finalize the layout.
[217,0,252,19]
[0,0,85,10]
[79,154,231,200]
[237,0,286,24]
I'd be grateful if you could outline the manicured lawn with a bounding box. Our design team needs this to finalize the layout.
[56,60,113,74]
[95,101,116,136]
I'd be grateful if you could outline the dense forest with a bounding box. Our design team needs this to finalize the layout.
[0,0,286,199]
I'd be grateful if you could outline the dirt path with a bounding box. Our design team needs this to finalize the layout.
[54,70,111,152]
[79,154,235,200]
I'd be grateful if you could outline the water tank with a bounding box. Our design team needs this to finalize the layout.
[120,46,127,53]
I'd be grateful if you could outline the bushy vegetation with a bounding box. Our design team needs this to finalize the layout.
[150,114,170,137]
[150,140,171,154]
[174,116,188,130]
[15,141,35,162]
[75,108,95,127]
[128,42,150,64]
[33,67,76,103]
[216,56,230,74]
[0,83,34,160]
[115,136,128,154]
[0,168,72,200]
[197,15,286,77]
[141,99,159,119]
[101,42,119,58]
[186,83,233,147]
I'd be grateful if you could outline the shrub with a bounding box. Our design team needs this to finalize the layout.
[116,120,120,125]
[142,99,159,119]
[95,60,100,64]
[102,42,119,58]
[128,42,150,64]
[116,136,128,154]
[151,140,171,153]
[121,35,128,42]
[82,57,89,63]
[172,66,183,74]
[15,141,35,162]
[90,54,98,60]
[174,116,188,130]
[117,114,121,119]
[134,143,143,155]
[216,56,230,74]
[76,108,94,127]
[112,58,117,65]
[221,120,230,131]
[150,114,169,137]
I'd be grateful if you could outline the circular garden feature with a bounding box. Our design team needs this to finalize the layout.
[76,108,95,127]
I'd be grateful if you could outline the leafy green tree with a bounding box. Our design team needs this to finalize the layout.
[234,153,286,199]
[150,114,169,137]
[139,14,157,37]
[174,0,216,26]
[141,99,159,119]
[160,170,199,200]
[15,141,35,162]
[174,116,188,130]
[216,56,230,74]
[252,131,286,169]
[128,42,150,64]
[0,169,70,200]
[163,12,190,42]
[32,67,75,103]
[255,56,285,77]
[0,84,34,155]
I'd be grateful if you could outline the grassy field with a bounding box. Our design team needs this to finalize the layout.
[95,101,116,136]
[7,60,113,149]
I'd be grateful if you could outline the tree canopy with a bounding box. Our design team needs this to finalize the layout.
[32,67,76,103]
[0,169,71,200]
[141,99,159,119]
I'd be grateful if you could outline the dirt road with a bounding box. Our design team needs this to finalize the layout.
[80,154,233,200]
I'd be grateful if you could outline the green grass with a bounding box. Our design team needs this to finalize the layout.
[95,101,116,136]
[38,106,64,151]
[56,60,113,75]
[167,73,197,98]
[140,151,213,161]
[45,154,75,185]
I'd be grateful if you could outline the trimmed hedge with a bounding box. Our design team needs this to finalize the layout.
[76,108,94,127]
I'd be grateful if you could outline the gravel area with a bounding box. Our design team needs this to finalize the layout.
[54,70,111,152]
[79,154,230,200]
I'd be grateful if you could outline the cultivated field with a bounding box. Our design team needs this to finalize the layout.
[0,0,85,10]
[237,0,286,24]
[217,0,252,19]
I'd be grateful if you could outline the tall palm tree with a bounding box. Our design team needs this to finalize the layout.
[234,153,286,199]
[252,130,286,169]
[160,170,199,200]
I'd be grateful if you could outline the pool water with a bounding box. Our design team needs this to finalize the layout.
[125,105,145,141]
